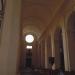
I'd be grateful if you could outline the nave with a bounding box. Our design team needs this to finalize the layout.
[1,0,75,75]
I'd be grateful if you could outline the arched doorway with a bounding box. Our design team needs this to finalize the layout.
[54,28,65,71]
[67,12,75,71]
[19,34,36,72]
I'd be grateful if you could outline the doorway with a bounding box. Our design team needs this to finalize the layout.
[26,50,32,67]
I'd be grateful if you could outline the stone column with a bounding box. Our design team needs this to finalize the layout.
[0,0,21,75]
[51,32,55,70]
[62,26,70,71]
[45,39,48,68]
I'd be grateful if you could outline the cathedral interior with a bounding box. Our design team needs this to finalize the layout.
[0,0,75,75]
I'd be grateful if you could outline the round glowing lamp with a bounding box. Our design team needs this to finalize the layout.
[25,34,34,43]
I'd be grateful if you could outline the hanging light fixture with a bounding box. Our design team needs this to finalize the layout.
[25,34,34,43]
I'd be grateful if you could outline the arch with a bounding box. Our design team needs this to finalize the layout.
[54,27,65,71]
[67,11,75,71]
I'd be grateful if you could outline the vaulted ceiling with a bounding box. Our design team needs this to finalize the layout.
[21,0,64,38]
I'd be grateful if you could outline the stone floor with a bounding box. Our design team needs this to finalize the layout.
[18,67,75,75]
[20,68,33,75]
[20,67,48,75]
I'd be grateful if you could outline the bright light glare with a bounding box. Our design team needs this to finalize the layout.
[26,46,32,49]
[25,34,34,43]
